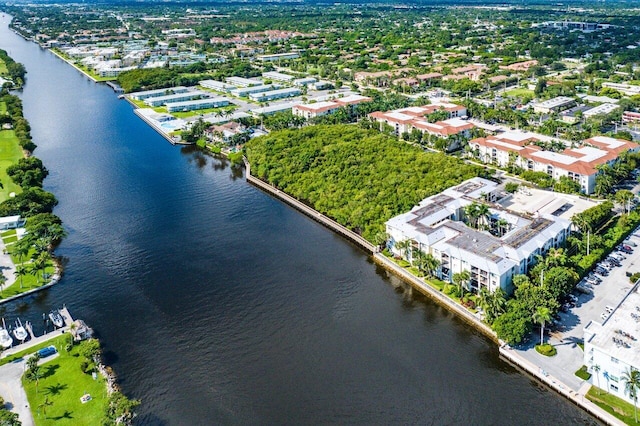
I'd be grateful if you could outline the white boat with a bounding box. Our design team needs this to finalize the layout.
[13,318,27,342]
[49,310,64,328]
[0,318,12,348]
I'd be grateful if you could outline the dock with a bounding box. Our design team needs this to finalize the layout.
[0,308,76,359]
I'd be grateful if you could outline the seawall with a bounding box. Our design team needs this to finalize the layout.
[243,157,624,425]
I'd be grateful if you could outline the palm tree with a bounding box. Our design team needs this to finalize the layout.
[532,306,551,345]
[495,218,509,237]
[464,202,480,229]
[411,249,428,275]
[623,368,640,423]
[38,396,53,416]
[14,265,27,289]
[476,203,491,230]
[616,189,635,214]
[12,238,30,265]
[394,240,411,261]
[31,252,49,284]
[593,364,601,394]
[452,270,471,297]
[545,247,567,268]
[424,253,440,278]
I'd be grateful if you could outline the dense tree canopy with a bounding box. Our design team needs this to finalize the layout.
[245,125,484,240]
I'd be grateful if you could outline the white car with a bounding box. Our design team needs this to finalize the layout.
[605,305,615,313]
[601,312,610,320]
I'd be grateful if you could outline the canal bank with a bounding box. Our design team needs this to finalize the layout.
[243,157,624,425]
[0,13,600,423]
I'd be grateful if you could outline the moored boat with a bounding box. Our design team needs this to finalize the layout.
[0,318,12,348]
[49,309,64,328]
[13,318,27,342]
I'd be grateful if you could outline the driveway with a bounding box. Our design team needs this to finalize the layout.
[513,235,640,392]
[0,358,34,426]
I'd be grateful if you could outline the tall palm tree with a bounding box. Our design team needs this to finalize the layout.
[533,306,551,345]
[12,238,30,265]
[623,368,640,423]
[394,240,411,261]
[616,189,635,214]
[593,364,601,394]
[495,218,509,237]
[452,270,471,297]
[476,203,491,230]
[14,265,27,289]
[464,202,480,229]
[31,252,49,284]
[424,253,440,278]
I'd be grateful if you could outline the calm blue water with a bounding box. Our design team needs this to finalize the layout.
[0,15,597,425]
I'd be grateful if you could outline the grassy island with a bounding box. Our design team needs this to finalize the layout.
[245,124,484,241]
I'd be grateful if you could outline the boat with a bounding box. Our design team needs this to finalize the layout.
[49,309,64,328]
[13,318,28,342]
[0,318,12,348]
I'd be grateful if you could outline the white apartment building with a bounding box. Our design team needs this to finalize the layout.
[469,133,640,194]
[584,283,640,404]
[532,96,576,114]
[292,94,372,119]
[386,178,572,294]
[602,82,640,96]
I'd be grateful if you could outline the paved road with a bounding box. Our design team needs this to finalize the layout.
[0,358,34,426]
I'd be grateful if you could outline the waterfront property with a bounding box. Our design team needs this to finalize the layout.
[165,97,230,113]
[0,215,24,230]
[249,87,302,102]
[130,86,188,101]
[584,282,640,405]
[386,177,572,294]
[469,133,639,194]
[144,91,209,107]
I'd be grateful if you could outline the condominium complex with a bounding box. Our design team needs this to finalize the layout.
[469,133,639,194]
[584,283,640,404]
[368,103,472,147]
[292,94,372,119]
[386,177,572,293]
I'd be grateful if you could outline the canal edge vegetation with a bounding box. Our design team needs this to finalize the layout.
[240,124,640,425]
[0,87,64,302]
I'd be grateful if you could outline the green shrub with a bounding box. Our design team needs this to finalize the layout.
[535,343,557,357]
[575,365,592,380]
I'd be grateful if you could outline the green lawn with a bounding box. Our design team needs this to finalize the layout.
[0,58,8,76]
[587,386,640,425]
[0,237,57,300]
[22,337,109,425]
[0,128,25,202]
[505,88,534,98]
[171,105,237,119]
[0,101,7,115]
[0,335,68,367]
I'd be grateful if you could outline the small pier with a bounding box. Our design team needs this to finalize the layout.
[105,81,124,94]
[0,308,77,359]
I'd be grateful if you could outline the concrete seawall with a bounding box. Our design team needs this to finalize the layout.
[244,160,376,253]
[242,158,623,425]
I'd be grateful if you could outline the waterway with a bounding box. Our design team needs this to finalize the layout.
[0,16,598,425]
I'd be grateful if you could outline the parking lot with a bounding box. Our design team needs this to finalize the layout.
[514,233,640,391]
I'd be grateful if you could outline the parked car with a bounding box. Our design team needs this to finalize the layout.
[595,267,609,276]
[601,312,609,320]
[577,285,594,294]
[623,239,637,247]
[611,252,626,260]
[587,273,602,283]
[605,305,615,313]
